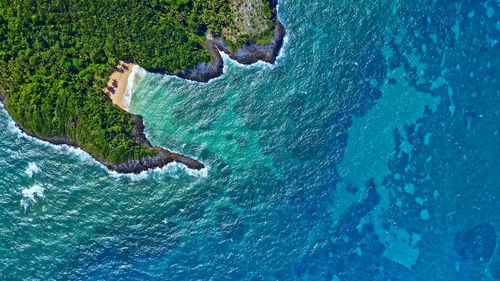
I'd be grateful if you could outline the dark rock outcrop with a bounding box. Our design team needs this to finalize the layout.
[164,1,286,82]
[107,148,204,174]
[166,39,224,83]
[105,115,205,173]
[213,19,286,65]
[164,16,286,83]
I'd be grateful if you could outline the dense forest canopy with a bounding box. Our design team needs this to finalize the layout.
[0,0,273,164]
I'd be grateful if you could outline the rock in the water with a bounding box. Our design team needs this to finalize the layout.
[213,19,285,65]
[167,38,223,83]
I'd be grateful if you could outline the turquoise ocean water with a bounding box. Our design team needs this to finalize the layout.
[1,0,499,280]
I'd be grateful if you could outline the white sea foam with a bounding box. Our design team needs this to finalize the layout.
[25,162,41,178]
[4,100,207,178]
[109,160,209,181]
[218,8,288,70]
[142,127,153,143]
[218,33,288,72]
[136,15,287,86]
[8,115,96,163]
[124,65,147,110]
[207,67,227,84]
[274,1,289,61]
[2,106,105,171]
[276,33,289,61]
[183,164,209,178]
[221,52,275,71]
[20,184,45,210]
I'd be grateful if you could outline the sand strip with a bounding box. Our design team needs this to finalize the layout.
[104,61,137,111]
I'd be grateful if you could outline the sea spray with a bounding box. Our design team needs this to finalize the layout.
[109,161,209,181]
[24,162,41,178]
[219,52,279,71]
[276,33,289,61]
[4,110,101,167]
[274,3,289,63]
[20,184,45,210]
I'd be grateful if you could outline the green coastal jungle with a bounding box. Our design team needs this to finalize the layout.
[0,0,274,164]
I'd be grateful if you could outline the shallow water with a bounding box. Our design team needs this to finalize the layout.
[1,0,499,280]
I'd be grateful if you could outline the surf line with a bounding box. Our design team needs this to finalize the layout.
[0,101,207,179]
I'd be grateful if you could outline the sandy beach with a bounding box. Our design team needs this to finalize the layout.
[104,61,137,111]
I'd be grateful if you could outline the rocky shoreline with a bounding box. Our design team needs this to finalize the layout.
[165,38,224,83]
[0,92,205,174]
[9,59,209,174]
[114,17,285,172]
[164,17,286,82]
[113,17,286,173]
[112,115,205,173]
[0,12,285,174]
[213,20,286,65]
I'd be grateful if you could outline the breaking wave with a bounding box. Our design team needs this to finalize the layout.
[20,184,45,210]
[124,65,147,110]
[24,162,41,178]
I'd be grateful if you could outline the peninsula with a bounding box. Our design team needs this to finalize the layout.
[0,0,285,173]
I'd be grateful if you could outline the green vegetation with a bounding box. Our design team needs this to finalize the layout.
[221,0,276,49]
[194,0,232,35]
[0,0,273,164]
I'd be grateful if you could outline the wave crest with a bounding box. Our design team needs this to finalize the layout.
[109,161,209,181]
[20,184,45,210]
[124,65,147,110]
[25,162,41,178]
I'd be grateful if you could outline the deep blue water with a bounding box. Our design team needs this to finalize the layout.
[1,0,499,280]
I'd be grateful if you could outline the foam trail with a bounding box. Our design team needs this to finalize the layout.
[25,162,41,178]
[20,184,45,210]
[182,164,209,178]
[275,3,289,62]
[124,65,147,110]
[206,68,227,84]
